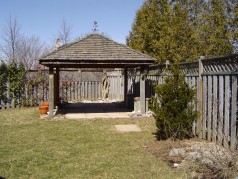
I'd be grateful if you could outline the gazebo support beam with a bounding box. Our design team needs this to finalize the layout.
[124,68,128,107]
[140,66,146,114]
[49,66,55,118]
[54,67,59,108]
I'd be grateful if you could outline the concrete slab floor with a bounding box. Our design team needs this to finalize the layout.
[56,101,133,119]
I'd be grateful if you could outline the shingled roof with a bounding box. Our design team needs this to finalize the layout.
[39,33,156,68]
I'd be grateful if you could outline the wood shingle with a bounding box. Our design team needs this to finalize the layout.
[39,33,156,68]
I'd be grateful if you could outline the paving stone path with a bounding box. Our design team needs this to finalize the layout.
[115,125,142,132]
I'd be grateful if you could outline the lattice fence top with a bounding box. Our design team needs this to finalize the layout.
[179,61,199,76]
[148,54,238,76]
[202,54,238,74]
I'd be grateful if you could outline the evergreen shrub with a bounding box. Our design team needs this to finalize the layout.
[0,61,27,107]
[151,65,198,140]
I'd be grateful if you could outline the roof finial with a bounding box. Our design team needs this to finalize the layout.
[92,21,98,33]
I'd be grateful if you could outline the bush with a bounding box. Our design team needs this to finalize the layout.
[151,65,198,140]
[0,61,27,107]
[0,61,7,103]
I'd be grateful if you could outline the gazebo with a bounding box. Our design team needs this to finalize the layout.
[39,33,156,117]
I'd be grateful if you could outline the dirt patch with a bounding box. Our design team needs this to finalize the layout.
[144,139,238,178]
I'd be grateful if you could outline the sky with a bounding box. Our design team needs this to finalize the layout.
[0,0,145,46]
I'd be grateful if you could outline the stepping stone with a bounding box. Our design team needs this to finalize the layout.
[115,124,141,132]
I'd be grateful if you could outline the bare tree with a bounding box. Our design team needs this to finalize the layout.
[1,16,50,69]
[19,36,46,70]
[1,15,22,63]
[57,19,72,45]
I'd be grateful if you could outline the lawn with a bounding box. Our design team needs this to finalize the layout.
[0,107,185,178]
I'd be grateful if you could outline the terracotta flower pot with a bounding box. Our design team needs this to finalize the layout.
[42,102,49,107]
[39,106,48,115]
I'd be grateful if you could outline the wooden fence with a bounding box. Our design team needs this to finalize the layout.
[0,77,128,109]
[146,54,238,150]
[200,55,238,150]
[0,81,103,109]
[60,81,102,101]
[0,54,237,150]
[107,75,124,100]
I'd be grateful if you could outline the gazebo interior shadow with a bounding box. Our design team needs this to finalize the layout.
[56,101,132,115]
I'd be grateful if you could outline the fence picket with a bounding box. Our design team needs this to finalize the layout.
[230,76,237,150]
[81,82,84,100]
[224,76,230,149]
[218,76,224,146]
[196,76,200,136]
[207,76,212,141]
[202,76,207,139]
[191,77,197,136]
[212,76,218,142]
[76,82,79,101]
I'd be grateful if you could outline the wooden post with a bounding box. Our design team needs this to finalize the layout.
[202,76,207,139]
[218,76,224,146]
[230,75,237,151]
[192,77,197,135]
[207,76,212,141]
[224,75,230,149]
[54,67,59,107]
[124,68,128,107]
[198,57,204,139]
[212,76,218,143]
[49,66,55,118]
[140,66,147,114]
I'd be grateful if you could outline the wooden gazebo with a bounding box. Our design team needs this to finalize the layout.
[39,33,156,117]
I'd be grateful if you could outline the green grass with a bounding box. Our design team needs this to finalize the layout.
[0,108,185,178]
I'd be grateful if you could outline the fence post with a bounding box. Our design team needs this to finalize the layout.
[230,75,237,151]
[198,57,204,139]
[224,76,230,149]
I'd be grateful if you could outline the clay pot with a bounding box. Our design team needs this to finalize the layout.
[39,106,48,115]
[42,102,49,107]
